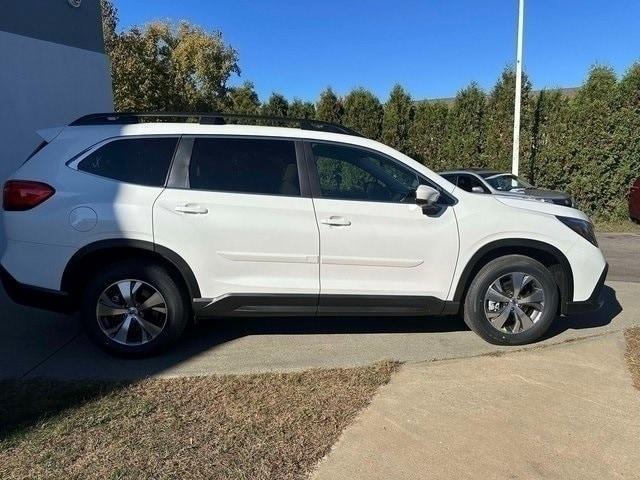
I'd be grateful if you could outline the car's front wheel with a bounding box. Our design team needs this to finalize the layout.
[463,254,558,345]
[81,260,190,356]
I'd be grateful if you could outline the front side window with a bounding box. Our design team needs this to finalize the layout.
[189,138,299,196]
[311,143,420,202]
[77,137,178,187]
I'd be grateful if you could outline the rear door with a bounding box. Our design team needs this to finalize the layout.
[153,136,320,313]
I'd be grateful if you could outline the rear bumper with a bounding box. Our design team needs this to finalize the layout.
[564,263,608,315]
[0,264,73,313]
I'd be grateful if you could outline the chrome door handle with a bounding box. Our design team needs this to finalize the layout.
[320,216,351,226]
[174,204,209,214]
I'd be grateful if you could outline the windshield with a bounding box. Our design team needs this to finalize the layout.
[485,174,532,191]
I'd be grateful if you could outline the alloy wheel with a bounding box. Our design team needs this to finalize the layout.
[483,272,545,334]
[96,279,168,346]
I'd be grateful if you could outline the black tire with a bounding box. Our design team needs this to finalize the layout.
[463,254,558,345]
[81,260,190,356]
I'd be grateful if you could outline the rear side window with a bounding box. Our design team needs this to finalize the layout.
[189,138,299,196]
[77,137,178,187]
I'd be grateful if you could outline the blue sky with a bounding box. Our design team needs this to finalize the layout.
[113,1,640,102]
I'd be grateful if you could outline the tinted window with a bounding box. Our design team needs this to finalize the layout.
[485,174,532,191]
[457,174,487,193]
[189,138,299,196]
[311,143,420,202]
[440,173,458,184]
[77,137,177,187]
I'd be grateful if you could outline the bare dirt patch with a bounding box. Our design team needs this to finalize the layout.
[624,327,640,390]
[0,361,398,480]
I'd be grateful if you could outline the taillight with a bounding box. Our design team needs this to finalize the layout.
[3,180,55,211]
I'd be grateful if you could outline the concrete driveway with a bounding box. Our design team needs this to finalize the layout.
[1,233,638,380]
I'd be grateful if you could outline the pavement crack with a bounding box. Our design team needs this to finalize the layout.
[20,330,81,379]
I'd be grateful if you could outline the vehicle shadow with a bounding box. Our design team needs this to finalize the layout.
[192,312,469,338]
[543,285,621,339]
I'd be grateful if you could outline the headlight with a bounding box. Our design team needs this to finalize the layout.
[556,216,598,247]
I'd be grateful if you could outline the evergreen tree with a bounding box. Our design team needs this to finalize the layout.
[482,67,533,174]
[528,89,571,189]
[227,81,260,115]
[567,65,618,216]
[316,87,344,123]
[382,84,414,153]
[260,93,289,117]
[443,83,486,168]
[612,63,640,217]
[289,99,316,119]
[409,101,449,169]
[342,88,383,140]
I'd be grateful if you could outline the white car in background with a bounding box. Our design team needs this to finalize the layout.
[1,113,606,356]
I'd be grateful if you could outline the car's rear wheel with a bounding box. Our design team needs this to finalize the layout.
[463,254,558,345]
[81,260,190,356]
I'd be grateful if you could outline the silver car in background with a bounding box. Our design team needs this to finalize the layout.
[439,168,574,207]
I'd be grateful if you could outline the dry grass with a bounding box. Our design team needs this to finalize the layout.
[594,218,640,234]
[624,327,640,391]
[0,362,398,480]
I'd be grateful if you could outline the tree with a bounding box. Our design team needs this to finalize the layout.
[443,83,486,168]
[382,84,414,153]
[316,87,343,123]
[566,65,618,216]
[342,88,383,139]
[409,101,449,169]
[611,63,640,217]
[260,93,289,122]
[289,99,316,119]
[100,0,117,53]
[482,67,533,174]
[108,24,173,111]
[227,81,260,115]
[528,89,571,189]
[104,9,240,111]
[169,22,240,110]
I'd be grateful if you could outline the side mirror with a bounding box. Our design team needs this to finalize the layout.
[415,185,440,207]
[471,186,485,193]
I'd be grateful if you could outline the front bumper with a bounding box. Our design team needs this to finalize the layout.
[0,265,73,313]
[564,263,608,315]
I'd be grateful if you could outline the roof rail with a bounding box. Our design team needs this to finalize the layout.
[69,112,362,137]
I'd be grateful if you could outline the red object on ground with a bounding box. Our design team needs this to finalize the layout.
[630,178,640,222]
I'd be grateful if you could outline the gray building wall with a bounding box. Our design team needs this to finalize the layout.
[0,0,113,249]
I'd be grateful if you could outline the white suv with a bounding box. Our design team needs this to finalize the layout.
[1,113,607,356]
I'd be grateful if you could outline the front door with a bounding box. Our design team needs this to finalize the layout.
[306,141,459,313]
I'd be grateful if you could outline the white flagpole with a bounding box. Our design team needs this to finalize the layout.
[512,0,525,176]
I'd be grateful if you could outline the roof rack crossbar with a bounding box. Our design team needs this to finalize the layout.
[69,112,362,136]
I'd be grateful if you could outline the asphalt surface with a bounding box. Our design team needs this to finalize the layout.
[597,232,640,282]
[0,233,638,379]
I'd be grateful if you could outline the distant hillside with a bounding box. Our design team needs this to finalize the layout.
[418,87,579,105]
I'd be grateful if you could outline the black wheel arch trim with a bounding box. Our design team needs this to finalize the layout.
[61,239,201,300]
[452,238,574,313]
